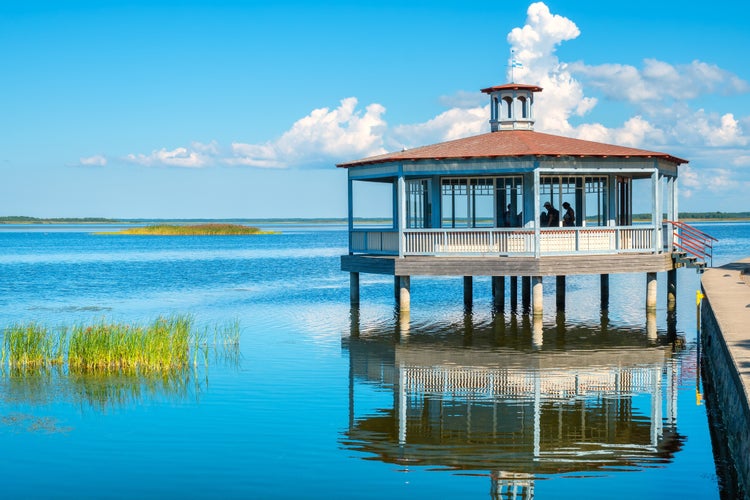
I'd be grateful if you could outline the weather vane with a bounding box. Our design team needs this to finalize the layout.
[510,48,523,83]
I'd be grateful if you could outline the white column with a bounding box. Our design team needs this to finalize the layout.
[652,168,662,253]
[533,167,541,257]
[348,178,354,253]
[398,175,407,258]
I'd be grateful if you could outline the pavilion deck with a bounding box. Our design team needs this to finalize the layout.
[341,252,675,277]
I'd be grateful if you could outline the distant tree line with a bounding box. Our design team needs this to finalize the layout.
[0,216,117,224]
[632,212,750,221]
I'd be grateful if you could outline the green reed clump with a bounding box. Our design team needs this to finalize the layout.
[1,323,64,369]
[68,316,193,371]
[2,315,241,376]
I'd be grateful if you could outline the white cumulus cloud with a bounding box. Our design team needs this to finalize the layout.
[122,98,388,169]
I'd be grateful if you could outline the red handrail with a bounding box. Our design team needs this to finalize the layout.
[664,220,716,267]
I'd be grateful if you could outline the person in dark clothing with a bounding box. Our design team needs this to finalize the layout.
[562,202,575,226]
[543,202,559,227]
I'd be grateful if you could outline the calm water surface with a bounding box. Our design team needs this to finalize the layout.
[0,222,747,498]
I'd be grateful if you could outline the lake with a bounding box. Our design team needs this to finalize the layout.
[0,222,747,498]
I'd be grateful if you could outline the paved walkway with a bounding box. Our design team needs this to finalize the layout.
[702,257,750,395]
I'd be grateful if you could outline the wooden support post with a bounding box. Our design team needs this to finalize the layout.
[463,276,473,309]
[398,276,411,312]
[646,272,658,312]
[556,275,566,312]
[532,276,543,316]
[522,276,531,313]
[600,274,610,311]
[667,269,677,312]
[510,276,518,312]
[492,276,505,312]
[350,272,360,306]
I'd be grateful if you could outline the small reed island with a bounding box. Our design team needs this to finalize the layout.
[100,223,278,236]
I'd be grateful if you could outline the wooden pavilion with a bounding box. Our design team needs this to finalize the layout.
[339,83,712,315]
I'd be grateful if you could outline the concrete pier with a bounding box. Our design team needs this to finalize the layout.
[532,276,543,316]
[646,272,658,311]
[556,275,565,312]
[463,276,473,309]
[492,276,505,311]
[397,276,411,312]
[522,277,531,313]
[701,257,750,496]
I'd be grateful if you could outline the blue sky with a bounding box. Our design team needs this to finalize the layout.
[2,0,749,218]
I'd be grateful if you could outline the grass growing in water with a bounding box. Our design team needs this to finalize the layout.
[68,316,192,371]
[1,315,240,372]
[1,323,64,368]
[99,223,278,235]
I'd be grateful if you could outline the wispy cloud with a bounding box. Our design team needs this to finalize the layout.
[79,155,107,167]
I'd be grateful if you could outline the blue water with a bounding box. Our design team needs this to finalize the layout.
[0,222,746,498]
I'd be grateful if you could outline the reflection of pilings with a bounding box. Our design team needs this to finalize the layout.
[350,307,360,339]
[650,365,663,447]
[555,312,566,348]
[666,310,677,343]
[556,276,566,312]
[647,312,657,340]
[532,316,543,350]
[350,272,360,306]
[666,359,677,427]
[667,269,677,312]
[601,274,610,311]
[397,361,406,445]
[463,309,474,346]
[533,370,541,459]
[491,473,535,500]
[398,310,410,337]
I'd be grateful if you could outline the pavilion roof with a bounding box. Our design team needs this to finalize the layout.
[336,130,688,168]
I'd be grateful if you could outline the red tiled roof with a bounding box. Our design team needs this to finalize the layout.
[336,130,687,168]
[480,83,543,94]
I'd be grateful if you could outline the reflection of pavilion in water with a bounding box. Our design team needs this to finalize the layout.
[342,316,685,498]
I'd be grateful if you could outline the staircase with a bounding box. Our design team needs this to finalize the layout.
[666,220,717,272]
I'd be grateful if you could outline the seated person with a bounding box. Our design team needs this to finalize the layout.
[543,202,559,227]
[562,202,575,226]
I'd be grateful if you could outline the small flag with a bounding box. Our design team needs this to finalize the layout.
[511,49,523,68]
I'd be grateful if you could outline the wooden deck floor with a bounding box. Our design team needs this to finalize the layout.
[341,253,675,277]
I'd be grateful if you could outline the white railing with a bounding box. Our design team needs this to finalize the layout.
[350,230,399,254]
[350,226,658,256]
[405,229,536,256]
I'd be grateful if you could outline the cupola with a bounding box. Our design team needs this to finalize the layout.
[481,83,543,132]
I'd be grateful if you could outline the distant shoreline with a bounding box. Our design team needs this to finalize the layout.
[2,214,750,225]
